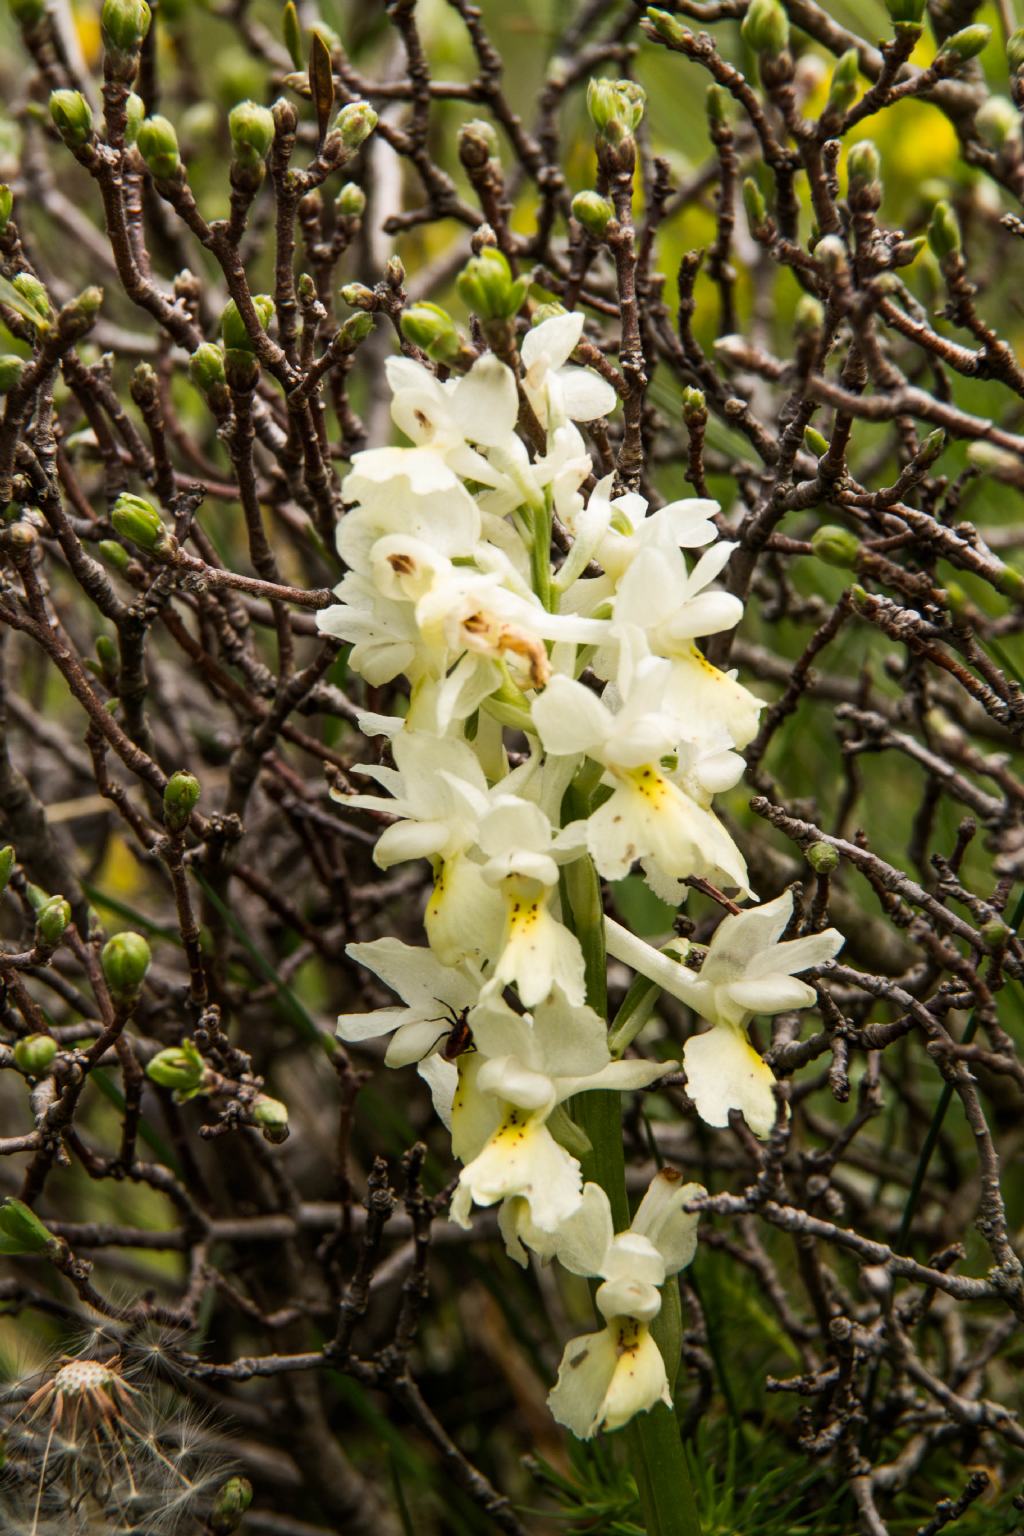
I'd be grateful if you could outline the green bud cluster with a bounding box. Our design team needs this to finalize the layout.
[827,49,860,113]
[939,24,990,64]
[35,894,70,947]
[13,1033,57,1075]
[928,199,961,260]
[334,100,377,150]
[335,181,366,218]
[163,769,201,833]
[137,114,182,180]
[221,294,275,354]
[741,0,789,55]
[228,100,276,166]
[586,77,646,144]
[101,930,152,1004]
[189,342,228,397]
[0,356,25,394]
[111,492,177,557]
[456,248,528,322]
[101,0,151,76]
[400,302,462,363]
[571,190,613,238]
[252,1093,289,1142]
[805,841,840,875]
[146,1038,206,1099]
[49,89,93,148]
[812,523,860,569]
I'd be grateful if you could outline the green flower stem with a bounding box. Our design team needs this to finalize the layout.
[529,493,554,612]
[562,841,702,1536]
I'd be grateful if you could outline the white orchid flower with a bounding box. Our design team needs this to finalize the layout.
[557,474,721,592]
[473,795,589,1008]
[339,730,505,965]
[337,937,483,1067]
[548,1315,672,1439]
[532,658,750,897]
[344,353,520,501]
[542,1171,704,1438]
[521,312,618,429]
[605,893,844,1137]
[449,995,674,1233]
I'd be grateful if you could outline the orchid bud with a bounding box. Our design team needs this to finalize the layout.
[0,845,13,894]
[0,1197,56,1256]
[189,342,227,395]
[571,190,613,237]
[49,89,93,148]
[828,49,860,112]
[812,524,860,569]
[35,894,70,946]
[221,294,275,353]
[334,101,377,150]
[928,200,961,260]
[400,302,461,362]
[163,769,201,833]
[0,185,12,233]
[229,100,275,165]
[456,247,528,321]
[210,1477,254,1534]
[1009,29,1024,74]
[741,0,789,55]
[806,841,840,874]
[804,425,829,456]
[0,356,25,393]
[252,1094,289,1143]
[14,1033,57,1075]
[939,25,990,63]
[101,930,151,1003]
[335,181,365,218]
[146,1038,205,1097]
[111,492,176,556]
[982,917,1012,951]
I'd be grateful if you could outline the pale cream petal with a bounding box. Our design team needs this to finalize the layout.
[682,1024,779,1139]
